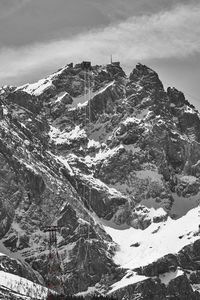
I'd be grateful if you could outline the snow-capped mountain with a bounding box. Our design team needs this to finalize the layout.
[1,61,200,299]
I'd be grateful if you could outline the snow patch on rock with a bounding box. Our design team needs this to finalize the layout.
[49,125,86,145]
[103,206,200,269]
[0,270,48,299]
[108,271,148,294]
[159,268,184,285]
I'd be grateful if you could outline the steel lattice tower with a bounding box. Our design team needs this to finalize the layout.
[43,226,65,300]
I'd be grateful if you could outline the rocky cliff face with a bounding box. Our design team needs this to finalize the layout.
[1,62,200,299]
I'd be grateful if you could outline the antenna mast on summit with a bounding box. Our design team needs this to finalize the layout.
[111,54,113,64]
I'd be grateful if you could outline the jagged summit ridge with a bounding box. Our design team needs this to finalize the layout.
[0,61,200,299]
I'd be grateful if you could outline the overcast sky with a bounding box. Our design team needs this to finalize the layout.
[0,0,199,108]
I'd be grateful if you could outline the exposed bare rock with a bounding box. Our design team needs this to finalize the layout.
[1,61,200,299]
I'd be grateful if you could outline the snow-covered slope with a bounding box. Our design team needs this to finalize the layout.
[0,269,48,299]
[104,206,200,269]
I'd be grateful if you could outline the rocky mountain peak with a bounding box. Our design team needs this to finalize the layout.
[1,61,200,299]
[125,63,169,119]
[129,63,163,89]
[130,63,157,77]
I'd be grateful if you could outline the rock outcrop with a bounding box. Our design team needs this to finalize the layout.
[1,61,200,299]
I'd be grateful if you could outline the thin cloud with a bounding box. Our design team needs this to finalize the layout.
[83,0,198,21]
[0,0,30,19]
[0,2,200,85]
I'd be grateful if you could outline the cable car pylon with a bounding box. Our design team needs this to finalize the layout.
[42,225,65,300]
